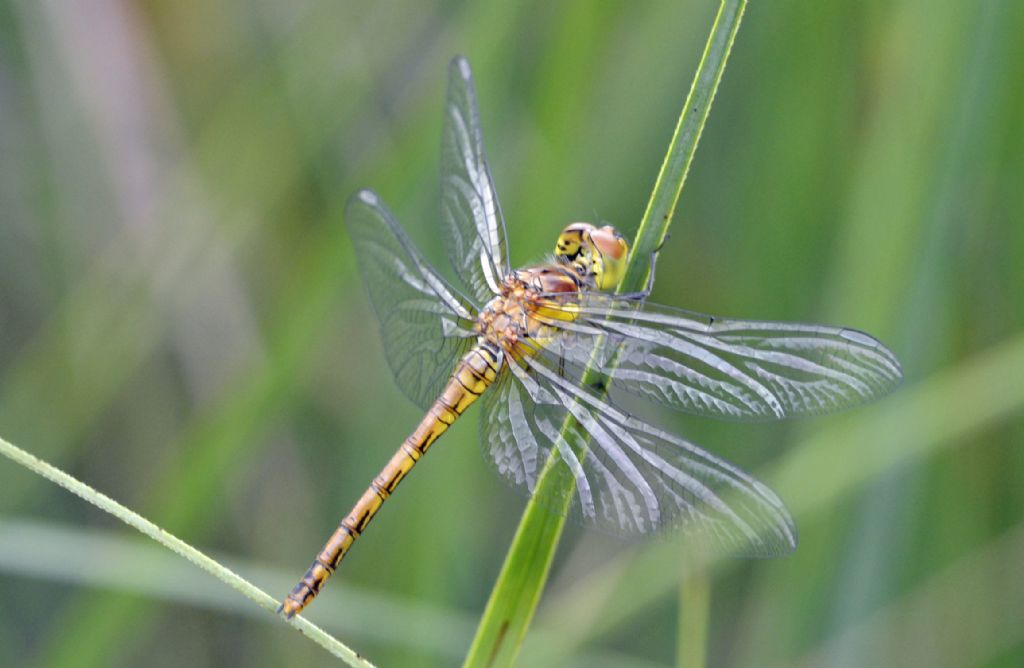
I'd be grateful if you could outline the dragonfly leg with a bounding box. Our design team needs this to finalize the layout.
[618,243,664,300]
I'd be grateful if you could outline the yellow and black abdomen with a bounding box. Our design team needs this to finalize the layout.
[279,343,502,618]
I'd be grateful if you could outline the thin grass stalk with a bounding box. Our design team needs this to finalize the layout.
[677,561,711,668]
[0,435,374,667]
[462,2,749,666]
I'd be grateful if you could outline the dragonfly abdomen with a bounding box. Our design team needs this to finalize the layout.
[279,342,502,618]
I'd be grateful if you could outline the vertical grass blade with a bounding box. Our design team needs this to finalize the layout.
[462,2,749,666]
[677,565,711,668]
[0,435,374,668]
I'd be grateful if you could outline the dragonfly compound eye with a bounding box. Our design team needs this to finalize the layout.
[589,225,629,290]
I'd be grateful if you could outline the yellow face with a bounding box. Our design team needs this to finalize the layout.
[555,222,629,291]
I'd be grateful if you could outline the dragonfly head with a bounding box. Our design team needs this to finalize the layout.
[555,222,629,291]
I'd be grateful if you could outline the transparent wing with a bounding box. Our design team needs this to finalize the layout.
[530,293,903,422]
[480,349,796,555]
[440,56,509,303]
[345,189,478,410]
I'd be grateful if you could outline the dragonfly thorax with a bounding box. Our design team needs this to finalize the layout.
[475,266,583,357]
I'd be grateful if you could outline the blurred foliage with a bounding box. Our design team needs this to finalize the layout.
[0,1,1022,667]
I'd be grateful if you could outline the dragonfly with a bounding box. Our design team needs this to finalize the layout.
[279,56,902,618]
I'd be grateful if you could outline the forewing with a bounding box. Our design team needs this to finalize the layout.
[345,189,478,410]
[440,56,509,303]
[532,293,903,421]
[481,348,797,556]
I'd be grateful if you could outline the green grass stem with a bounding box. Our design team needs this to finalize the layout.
[0,435,374,668]
[677,557,711,668]
[462,2,748,666]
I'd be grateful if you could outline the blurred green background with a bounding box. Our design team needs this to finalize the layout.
[1,1,1023,666]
